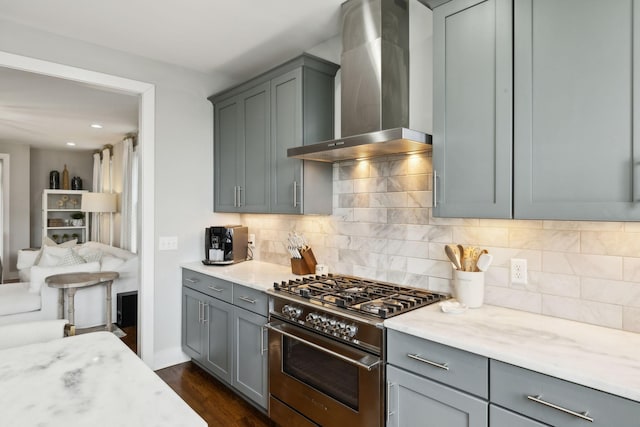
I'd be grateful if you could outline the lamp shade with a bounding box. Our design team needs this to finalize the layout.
[81,192,117,213]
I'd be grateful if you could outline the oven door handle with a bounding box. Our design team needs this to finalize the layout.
[265,322,382,372]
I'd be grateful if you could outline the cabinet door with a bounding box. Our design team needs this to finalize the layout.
[202,296,233,384]
[489,405,547,427]
[271,68,303,214]
[387,365,488,427]
[239,82,271,213]
[514,0,640,220]
[214,95,241,212]
[233,307,268,409]
[433,0,513,218]
[181,287,204,361]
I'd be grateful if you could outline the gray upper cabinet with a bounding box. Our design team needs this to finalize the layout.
[213,82,270,213]
[211,54,339,215]
[432,0,513,218]
[514,0,640,220]
[434,0,640,221]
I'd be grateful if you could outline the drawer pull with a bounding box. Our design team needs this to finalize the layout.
[238,296,257,304]
[526,395,594,423]
[207,286,224,293]
[407,353,449,371]
[185,278,199,283]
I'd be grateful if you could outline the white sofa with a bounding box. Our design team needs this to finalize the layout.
[0,241,138,328]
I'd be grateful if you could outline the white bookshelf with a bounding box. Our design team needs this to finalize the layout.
[42,189,89,243]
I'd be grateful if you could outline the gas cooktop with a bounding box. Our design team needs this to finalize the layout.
[273,274,447,319]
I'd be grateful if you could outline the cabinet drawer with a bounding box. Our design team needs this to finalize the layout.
[182,269,233,303]
[490,360,640,427]
[387,329,488,399]
[233,284,268,316]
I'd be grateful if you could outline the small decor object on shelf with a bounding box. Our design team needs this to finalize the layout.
[52,234,60,244]
[62,165,70,190]
[61,195,69,208]
[70,212,85,226]
[71,176,83,190]
[49,170,60,189]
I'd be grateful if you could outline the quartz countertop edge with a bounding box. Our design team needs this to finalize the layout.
[384,304,640,403]
[180,260,310,292]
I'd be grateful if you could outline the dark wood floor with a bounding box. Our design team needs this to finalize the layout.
[156,362,272,427]
[119,326,271,427]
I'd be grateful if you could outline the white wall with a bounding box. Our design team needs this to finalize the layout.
[0,19,238,367]
[0,141,30,276]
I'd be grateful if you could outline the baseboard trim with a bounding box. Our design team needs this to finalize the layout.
[153,346,191,370]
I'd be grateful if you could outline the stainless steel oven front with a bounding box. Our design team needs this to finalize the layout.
[267,319,384,427]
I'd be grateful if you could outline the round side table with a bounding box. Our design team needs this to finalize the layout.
[46,271,120,331]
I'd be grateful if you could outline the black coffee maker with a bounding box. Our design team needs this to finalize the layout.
[203,225,248,265]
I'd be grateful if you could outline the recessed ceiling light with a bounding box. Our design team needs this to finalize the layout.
[90,123,103,129]
[66,142,76,146]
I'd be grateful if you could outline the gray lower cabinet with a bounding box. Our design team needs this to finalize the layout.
[210,54,338,215]
[387,329,489,427]
[181,268,268,410]
[433,0,640,221]
[490,360,640,427]
[432,0,513,219]
[233,307,267,408]
[387,365,488,427]
[489,405,547,427]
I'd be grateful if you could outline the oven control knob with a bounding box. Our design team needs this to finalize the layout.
[292,307,303,319]
[346,324,358,337]
[305,313,317,323]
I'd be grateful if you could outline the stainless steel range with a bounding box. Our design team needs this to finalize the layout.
[266,274,447,427]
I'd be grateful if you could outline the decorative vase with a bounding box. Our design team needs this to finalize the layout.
[62,165,70,190]
[49,171,60,189]
[71,176,83,190]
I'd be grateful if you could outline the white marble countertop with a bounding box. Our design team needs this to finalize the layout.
[0,332,206,427]
[180,260,309,292]
[385,303,640,402]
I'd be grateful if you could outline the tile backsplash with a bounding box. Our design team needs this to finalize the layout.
[241,153,640,333]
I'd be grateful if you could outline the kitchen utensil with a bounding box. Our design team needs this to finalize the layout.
[457,244,465,270]
[476,253,493,272]
[445,244,462,270]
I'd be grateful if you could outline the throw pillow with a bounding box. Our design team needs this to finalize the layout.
[34,237,78,265]
[74,246,103,263]
[101,255,125,271]
[37,246,86,267]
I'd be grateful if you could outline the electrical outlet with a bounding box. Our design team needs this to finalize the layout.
[159,236,178,251]
[248,233,256,248]
[511,258,528,285]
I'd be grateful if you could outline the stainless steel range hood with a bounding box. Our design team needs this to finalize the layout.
[288,0,432,162]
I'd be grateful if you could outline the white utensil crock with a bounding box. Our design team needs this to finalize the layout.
[453,270,485,308]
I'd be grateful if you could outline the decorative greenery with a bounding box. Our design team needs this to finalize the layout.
[70,212,85,220]
[52,234,60,243]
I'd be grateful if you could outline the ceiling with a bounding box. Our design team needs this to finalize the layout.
[0,0,344,150]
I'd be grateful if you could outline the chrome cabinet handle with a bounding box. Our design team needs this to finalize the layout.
[202,303,208,323]
[238,296,256,304]
[260,325,267,355]
[207,286,224,293]
[293,181,298,208]
[198,301,202,323]
[527,395,594,423]
[407,353,449,371]
[433,169,438,208]
[238,186,243,207]
[185,278,198,284]
[233,186,238,207]
[387,382,396,422]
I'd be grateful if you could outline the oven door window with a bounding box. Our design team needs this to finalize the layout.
[282,336,359,410]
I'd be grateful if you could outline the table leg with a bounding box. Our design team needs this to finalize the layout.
[57,289,64,319]
[67,288,77,325]
[105,281,113,332]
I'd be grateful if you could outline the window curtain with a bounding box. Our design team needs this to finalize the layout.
[90,152,101,242]
[120,137,135,252]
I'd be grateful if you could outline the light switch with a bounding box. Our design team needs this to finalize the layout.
[159,236,178,251]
